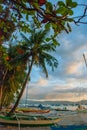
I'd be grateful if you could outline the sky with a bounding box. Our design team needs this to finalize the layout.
[22,0,87,102]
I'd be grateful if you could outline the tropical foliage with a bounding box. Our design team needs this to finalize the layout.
[0,0,87,113]
[1,0,85,44]
[0,44,27,107]
[7,28,58,115]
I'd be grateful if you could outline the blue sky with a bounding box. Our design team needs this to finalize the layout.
[22,0,87,102]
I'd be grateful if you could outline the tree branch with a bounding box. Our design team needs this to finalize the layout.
[11,0,36,11]
[73,4,87,24]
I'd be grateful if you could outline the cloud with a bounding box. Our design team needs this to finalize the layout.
[22,17,87,102]
[65,61,82,75]
[45,92,87,102]
[37,78,48,86]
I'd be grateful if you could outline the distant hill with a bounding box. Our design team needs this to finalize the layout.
[19,99,87,106]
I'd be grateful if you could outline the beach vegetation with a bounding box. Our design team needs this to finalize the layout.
[0,0,87,115]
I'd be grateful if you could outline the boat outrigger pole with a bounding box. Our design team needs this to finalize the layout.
[83,53,87,68]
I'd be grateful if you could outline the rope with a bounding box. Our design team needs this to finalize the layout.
[14,112,20,130]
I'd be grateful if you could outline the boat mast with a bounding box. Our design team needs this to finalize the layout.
[83,53,87,68]
[77,54,86,109]
[25,84,28,107]
[82,53,87,104]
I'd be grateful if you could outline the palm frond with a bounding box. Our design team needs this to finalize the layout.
[39,43,56,52]
[41,52,58,71]
[21,33,33,49]
[21,33,30,44]
[39,57,48,78]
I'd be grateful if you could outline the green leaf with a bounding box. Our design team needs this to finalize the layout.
[13,17,17,22]
[66,0,77,8]
[26,14,29,20]
[52,38,59,46]
[33,2,40,9]
[4,28,7,33]
[0,0,4,3]
[66,0,72,6]
[71,2,77,8]
[45,23,50,30]
[27,11,35,15]
[32,16,41,28]
[0,21,4,28]
[58,1,65,6]
[67,23,72,32]
[45,38,51,42]
[1,36,4,40]
[46,2,53,12]
[52,23,57,30]
[0,5,3,12]
[68,9,73,15]
[57,7,67,15]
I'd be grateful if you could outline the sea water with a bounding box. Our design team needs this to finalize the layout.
[51,125,87,130]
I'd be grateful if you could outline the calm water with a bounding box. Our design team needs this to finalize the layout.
[51,125,87,130]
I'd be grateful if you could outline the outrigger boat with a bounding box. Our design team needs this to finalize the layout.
[0,114,61,127]
[16,108,50,113]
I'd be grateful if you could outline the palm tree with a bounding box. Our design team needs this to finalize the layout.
[7,28,58,116]
[0,44,27,108]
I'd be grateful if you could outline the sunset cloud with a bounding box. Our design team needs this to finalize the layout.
[66,62,82,75]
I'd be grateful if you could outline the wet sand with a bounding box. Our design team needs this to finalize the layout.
[0,126,51,130]
[57,112,87,125]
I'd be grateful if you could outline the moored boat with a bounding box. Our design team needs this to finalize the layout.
[0,115,61,127]
[4,108,50,114]
[16,108,50,113]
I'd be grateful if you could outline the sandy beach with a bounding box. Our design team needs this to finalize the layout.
[0,111,87,130]
[57,112,87,125]
[0,126,51,130]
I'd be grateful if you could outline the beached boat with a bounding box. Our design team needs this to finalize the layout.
[4,107,50,114]
[0,115,61,127]
[16,108,50,113]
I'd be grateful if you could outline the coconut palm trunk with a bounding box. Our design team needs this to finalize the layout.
[7,59,34,116]
[0,87,2,110]
[0,69,8,109]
